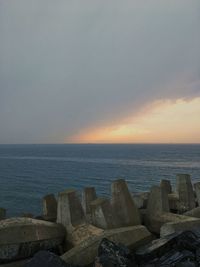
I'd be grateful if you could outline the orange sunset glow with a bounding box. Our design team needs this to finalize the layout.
[68,97,200,144]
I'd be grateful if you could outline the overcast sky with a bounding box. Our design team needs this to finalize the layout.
[0,0,200,143]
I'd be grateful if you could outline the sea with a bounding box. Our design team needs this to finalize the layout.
[0,144,199,217]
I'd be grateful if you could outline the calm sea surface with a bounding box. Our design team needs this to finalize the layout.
[0,144,199,216]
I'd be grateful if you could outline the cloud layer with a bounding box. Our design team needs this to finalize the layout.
[0,0,200,143]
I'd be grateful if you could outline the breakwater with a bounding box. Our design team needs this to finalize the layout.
[1,173,200,266]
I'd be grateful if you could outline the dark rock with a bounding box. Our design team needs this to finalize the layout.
[150,249,195,266]
[24,251,71,267]
[136,230,200,264]
[96,238,136,267]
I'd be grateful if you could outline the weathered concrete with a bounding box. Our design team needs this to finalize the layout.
[57,189,85,231]
[132,192,149,209]
[43,194,57,221]
[194,182,200,206]
[90,198,115,229]
[0,208,6,220]
[0,217,65,263]
[65,223,103,248]
[168,193,180,211]
[21,213,33,218]
[184,207,200,218]
[139,209,147,224]
[176,174,195,213]
[145,186,170,233]
[146,186,169,216]
[160,179,172,194]
[111,179,141,227]
[61,225,153,266]
[146,211,193,234]
[82,187,97,215]
[160,217,200,237]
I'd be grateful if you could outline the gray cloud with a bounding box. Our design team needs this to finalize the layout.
[0,0,200,143]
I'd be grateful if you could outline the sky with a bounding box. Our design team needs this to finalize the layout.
[0,0,200,144]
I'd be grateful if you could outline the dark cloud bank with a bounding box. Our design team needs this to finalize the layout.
[0,0,200,143]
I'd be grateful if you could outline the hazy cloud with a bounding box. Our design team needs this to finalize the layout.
[0,0,200,143]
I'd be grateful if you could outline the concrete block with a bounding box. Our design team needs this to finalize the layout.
[43,194,57,220]
[0,217,65,263]
[132,192,149,209]
[168,193,180,211]
[111,179,141,227]
[61,225,153,266]
[82,187,97,223]
[160,217,200,237]
[145,212,195,234]
[160,179,172,194]
[0,208,6,220]
[65,223,103,248]
[194,182,200,206]
[176,174,195,213]
[146,186,169,217]
[57,189,85,231]
[21,213,34,218]
[184,207,200,218]
[139,209,147,224]
[90,198,115,229]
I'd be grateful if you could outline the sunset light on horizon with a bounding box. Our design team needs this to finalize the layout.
[67,97,200,144]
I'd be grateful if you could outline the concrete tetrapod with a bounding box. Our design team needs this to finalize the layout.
[111,179,141,227]
[176,174,195,213]
[160,216,200,237]
[194,182,200,206]
[82,187,97,223]
[0,217,65,263]
[42,194,57,222]
[57,188,103,247]
[90,197,115,229]
[61,225,153,266]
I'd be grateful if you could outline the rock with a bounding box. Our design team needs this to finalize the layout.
[90,198,115,229]
[160,179,172,194]
[0,259,29,267]
[0,208,6,220]
[111,179,141,227]
[95,238,136,267]
[24,251,69,267]
[151,250,195,266]
[132,192,149,209]
[82,187,97,223]
[176,174,195,213]
[0,217,65,263]
[194,182,200,207]
[61,225,153,266]
[57,189,85,231]
[43,194,57,221]
[160,216,200,237]
[136,230,200,265]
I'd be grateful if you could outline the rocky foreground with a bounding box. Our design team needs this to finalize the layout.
[1,174,200,266]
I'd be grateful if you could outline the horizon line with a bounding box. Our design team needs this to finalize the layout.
[0,142,200,145]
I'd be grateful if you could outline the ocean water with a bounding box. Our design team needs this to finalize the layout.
[0,144,199,216]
